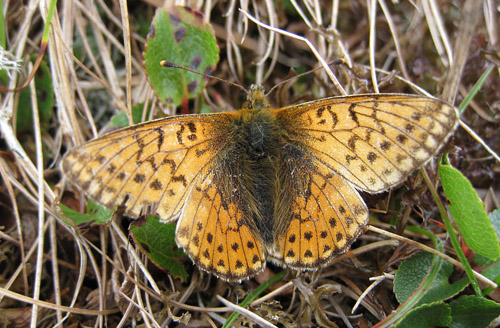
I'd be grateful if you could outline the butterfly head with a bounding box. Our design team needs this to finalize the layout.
[242,84,270,110]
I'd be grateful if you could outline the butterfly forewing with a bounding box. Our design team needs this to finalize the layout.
[275,94,458,193]
[63,114,234,219]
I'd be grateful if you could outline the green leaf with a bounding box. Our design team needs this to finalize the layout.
[143,6,219,107]
[110,103,152,128]
[129,215,188,281]
[473,253,500,286]
[381,236,444,327]
[200,103,214,114]
[394,252,469,305]
[450,295,500,328]
[0,0,5,48]
[475,208,500,283]
[421,265,469,305]
[393,301,451,328]
[58,199,115,229]
[488,207,500,243]
[16,58,54,133]
[439,162,500,260]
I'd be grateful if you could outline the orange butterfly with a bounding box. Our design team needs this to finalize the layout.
[62,85,458,281]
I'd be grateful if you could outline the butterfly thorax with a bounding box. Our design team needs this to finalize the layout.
[242,84,270,110]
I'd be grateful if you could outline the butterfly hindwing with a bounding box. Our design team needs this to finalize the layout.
[175,171,265,281]
[271,161,368,268]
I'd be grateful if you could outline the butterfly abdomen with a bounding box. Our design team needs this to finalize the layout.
[247,112,281,245]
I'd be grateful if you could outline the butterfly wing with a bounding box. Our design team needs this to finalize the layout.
[63,113,265,281]
[176,169,265,281]
[63,114,234,220]
[274,94,458,193]
[270,94,458,268]
[270,160,368,268]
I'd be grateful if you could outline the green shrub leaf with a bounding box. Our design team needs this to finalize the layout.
[110,103,152,128]
[58,198,114,229]
[439,162,500,260]
[130,215,188,281]
[17,58,54,133]
[450,295,500,328]
[394,252,469,305]
[143,6,219,107]
[393,302,451,328]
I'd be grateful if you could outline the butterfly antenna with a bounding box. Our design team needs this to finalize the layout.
[160,61,249,95]
[265,59,344,97]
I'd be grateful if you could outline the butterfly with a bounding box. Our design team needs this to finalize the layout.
[62,85,458,281]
